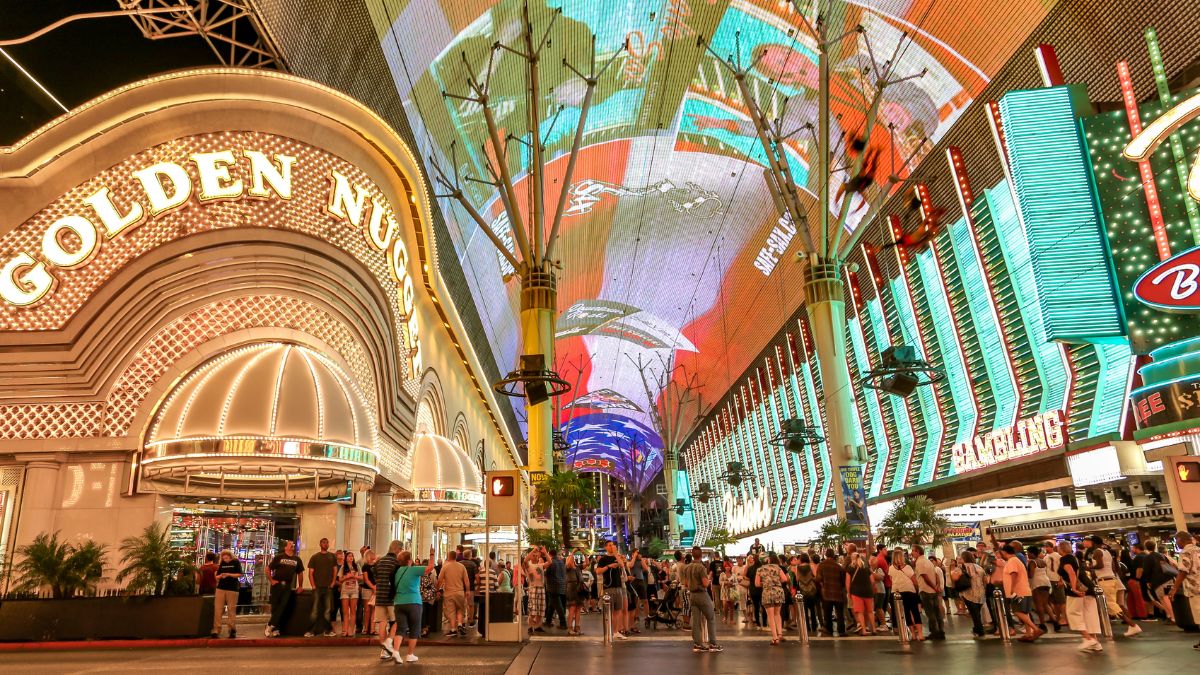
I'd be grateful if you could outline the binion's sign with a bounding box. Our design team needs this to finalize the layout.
[951,410,1067,474]
[1133,245,1200,311]
[0,145,422,374]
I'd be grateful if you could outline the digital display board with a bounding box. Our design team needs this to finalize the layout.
[368,0,1055,486]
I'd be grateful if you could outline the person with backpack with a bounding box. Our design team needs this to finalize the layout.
[952,551,986,637]
[1141,540,1178,623]
[1167,530,1199,650]
[792,553,819,634]
[1058,540,1102,652]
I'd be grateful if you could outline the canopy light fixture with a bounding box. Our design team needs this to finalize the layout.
[769,418,825,453]
[862,345,944,397]
[492,353,571,405]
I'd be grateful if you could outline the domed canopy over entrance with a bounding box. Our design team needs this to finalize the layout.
[141,342,379,500]
[395,434,483,520]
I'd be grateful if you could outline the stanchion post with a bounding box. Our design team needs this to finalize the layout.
[602,593,613,646]
[892,592,909,645]
[992,590,1011,644]
[795,593,810,645]
[1095,592,1114,640]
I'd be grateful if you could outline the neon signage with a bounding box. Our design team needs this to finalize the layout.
[0,145,421,374]
[722,490,771,536]
[951,410,1066,474]
[1123,89,1200,202]
[1133,245,1200,311]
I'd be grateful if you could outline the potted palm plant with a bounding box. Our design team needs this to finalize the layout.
[117,522,196,596]
[10,531,108,598]
[0,527,211,641]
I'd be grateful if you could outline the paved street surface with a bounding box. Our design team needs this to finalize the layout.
[0,645,521,674]
[511,622,1198,675]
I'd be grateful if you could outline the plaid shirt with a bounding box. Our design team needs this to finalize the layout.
[545,558,567,594]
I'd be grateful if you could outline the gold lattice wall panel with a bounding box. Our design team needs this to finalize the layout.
[104,294,376,437]
[0,402,104,439]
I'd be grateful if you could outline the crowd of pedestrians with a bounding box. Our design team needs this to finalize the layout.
[199,526,1200,660]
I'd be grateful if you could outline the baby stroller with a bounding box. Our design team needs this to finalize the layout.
[648,582,682,629]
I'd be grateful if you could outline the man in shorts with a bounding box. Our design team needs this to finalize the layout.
[1044,540,1067,630]
[1000,544,1042,642]
[374,540,401,660]
[596,540,629,639]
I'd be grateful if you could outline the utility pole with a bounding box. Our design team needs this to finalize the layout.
[433,4,621,475]
[701,0,928,519]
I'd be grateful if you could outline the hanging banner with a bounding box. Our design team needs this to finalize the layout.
[839,465,869,529]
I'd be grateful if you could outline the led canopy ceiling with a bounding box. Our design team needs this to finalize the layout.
[369,0,1055,484]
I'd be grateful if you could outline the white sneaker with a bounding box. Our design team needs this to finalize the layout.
[381,638,395,656]
[1087,639,1103,652]
[393,650,403,664]
[405,655,419,663]
[379,649,391,661]
[1124,625,1142,637]
[613,632,628,640]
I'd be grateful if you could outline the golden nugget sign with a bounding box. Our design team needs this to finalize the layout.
[0,146,421,371]
[952,410,1066,474]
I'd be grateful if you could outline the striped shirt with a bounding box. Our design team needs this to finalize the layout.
[374,553,399,604]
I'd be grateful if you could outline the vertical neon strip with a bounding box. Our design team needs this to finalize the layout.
[1145,28,1200,243]
[916,184,981,445]
[986,183,1070,415]
[887,213,946,484]
[846,275,892,497]
[859,246,917,491]
[1089,342,1135,437]
[763,361,794,519]
[786,332,820,515]
[796,322,832,510]
[1117,61,1172,261]
[758,367,791,520]
[988,101,1074,414]
[947,147,1022,428]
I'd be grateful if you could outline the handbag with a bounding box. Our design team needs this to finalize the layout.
[952,566,972,593]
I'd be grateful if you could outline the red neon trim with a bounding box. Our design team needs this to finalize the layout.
[1035,44,1065,87]
[1117,60,1172,261]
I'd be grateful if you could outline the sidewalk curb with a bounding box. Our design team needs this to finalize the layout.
[0,636,509,652]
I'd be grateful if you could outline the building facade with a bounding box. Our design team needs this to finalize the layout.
[0,70,518,582]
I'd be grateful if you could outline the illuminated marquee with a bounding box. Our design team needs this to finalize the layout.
[951,410,1066,474]
[0,142,421,374]
[722,490,771,536]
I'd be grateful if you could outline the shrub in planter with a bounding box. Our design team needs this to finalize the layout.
[11,531,108,598]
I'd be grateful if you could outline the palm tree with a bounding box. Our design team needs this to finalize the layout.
[875,496,950,549]
[531,470,598,551]
[703,527,739,556]
[812,518,865,553]
[12,531,109,598]
[116,522,193,596]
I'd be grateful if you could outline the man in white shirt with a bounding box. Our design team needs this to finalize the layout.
[913,546,945,640]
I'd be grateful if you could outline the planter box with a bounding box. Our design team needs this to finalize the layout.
[0,595,213,641]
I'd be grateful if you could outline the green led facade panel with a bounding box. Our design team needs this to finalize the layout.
[1000,84,1126,343]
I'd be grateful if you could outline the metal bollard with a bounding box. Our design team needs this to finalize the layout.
[795,593,810,645]
[892,592,909,645]
[602,593,614,646]
[992,590,1011,644]
[1095,592,1114,640]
